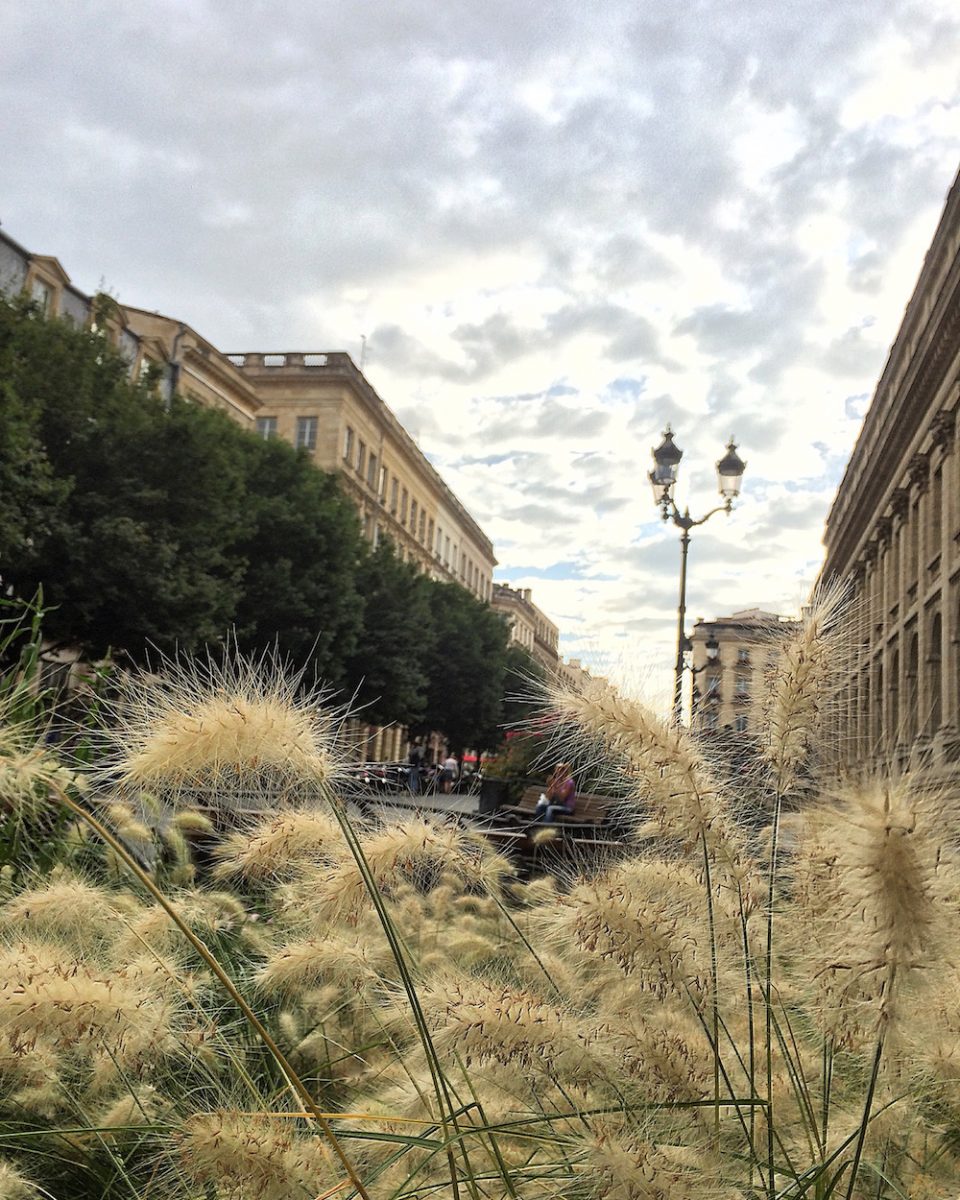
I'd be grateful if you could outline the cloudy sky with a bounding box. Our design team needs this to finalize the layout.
[3,1,960,706]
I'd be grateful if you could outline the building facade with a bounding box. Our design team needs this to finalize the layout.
[123,308,261,428]
[690,609,799,736]
[822,168,960,775]
[228,351,495,601]
[490,583,560,673]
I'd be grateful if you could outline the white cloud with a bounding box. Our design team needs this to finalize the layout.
[2,0,959,713]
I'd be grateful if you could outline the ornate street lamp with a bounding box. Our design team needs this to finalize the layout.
[649,429,747,724]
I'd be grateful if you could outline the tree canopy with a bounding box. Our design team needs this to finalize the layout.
[0,295,525,748]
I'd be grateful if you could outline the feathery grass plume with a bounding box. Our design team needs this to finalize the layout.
[0,940,182,1065]
[175,1111,337,1200]
[112,888,259,960]
[213,809,347,882]
[577,1122,725,1200]
[88,1086,166,1140]
[304,815,513,923]
[793,777,953,1040]
[0,698,85,817]
[762,582,848,798]
[544,677,750,887]
[0,873,139,949]
[99,645,344,809]
[539,859,715,1002]
[598,1003,715,1109]
[257,928,393,996]
[412,971,603,1084]
[0,1161,35,1200]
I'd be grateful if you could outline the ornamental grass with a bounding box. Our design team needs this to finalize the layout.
[0,596,959,1198]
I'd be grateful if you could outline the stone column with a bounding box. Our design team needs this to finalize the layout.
[933,410,958,753]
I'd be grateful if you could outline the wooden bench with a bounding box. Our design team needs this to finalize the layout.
[496,785,613,830]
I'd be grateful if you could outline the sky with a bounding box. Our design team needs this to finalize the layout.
[3,1,960,709]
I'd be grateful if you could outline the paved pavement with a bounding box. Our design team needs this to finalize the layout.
[366,789,480,820]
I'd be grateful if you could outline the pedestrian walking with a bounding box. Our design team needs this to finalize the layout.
[407,739,425,794]
[439,751,459,794]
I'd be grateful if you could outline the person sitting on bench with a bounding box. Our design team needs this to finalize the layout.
[531,762,576,823]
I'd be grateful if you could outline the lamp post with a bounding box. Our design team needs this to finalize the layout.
[649,428,746,724]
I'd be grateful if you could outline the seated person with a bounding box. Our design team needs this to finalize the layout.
[531,763,576,823]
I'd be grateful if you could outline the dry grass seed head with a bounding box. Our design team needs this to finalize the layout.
[257,929,393,996]
[579,1121,724,1200]
[0,941,182,1064]
[414,971,602,1084]
[540,859,716,1003]
[0,1160,36,1200]
[212,809,346,882]
[794,777,953,1038]
[545,679,749,884]
[176,1111,336,1200]
[102,649,343,808]
[0,875,140,950]
[762,582,849,796]
[305,815,510,924]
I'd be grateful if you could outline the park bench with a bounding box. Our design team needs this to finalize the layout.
[495,785,614,833]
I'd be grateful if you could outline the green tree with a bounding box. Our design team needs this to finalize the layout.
[499,643,548,732]
[231,436,365,688]
[420,582,509,752]
[0,298,249,658]
[0,297,72,568]
[343,538,433,726]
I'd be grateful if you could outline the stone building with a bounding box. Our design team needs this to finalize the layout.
[490,583,560,673]
[123,308,261,428]
[557,656,609,694]
[227,351,495,601]
[1,229,144,372]
[690,609,798,736]
[822,167,960,774]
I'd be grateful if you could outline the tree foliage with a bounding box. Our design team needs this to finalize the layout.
[231,436,364,688]
[344,538,433,727]
[0,296,523,744]
[420,582,509,752]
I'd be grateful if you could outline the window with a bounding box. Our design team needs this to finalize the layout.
[401,488,408,524]
[444,535,451,565]
[390,478,399,513]
[734,673,750,698]
[418,510,426,542]
[705,673,720,697]
[734,715,749,733]
[736,647,750,665]
[367,452,378,488]
[30,277,53,315]
[410,499,418,533]
[356,441,366,475]
[343,426,354,461]
[379,465,388,501]
[296,416,318,451]
[428,518,435,549]
[256,416,277,440]
[702,711,719,731]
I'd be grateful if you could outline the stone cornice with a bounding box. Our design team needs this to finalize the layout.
[823,169,960,579]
